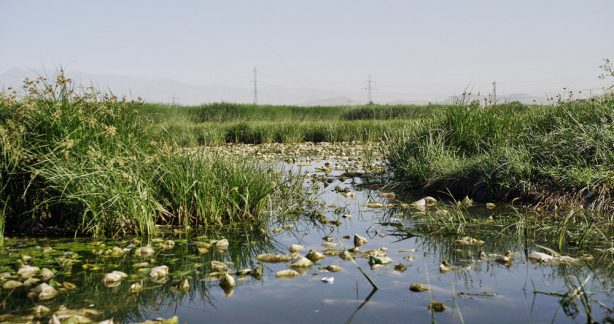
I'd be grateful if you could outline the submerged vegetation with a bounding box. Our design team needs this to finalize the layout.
[0,74,301,239]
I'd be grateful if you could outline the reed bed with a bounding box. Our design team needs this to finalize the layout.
[139,102,443,146]
[0,74,302,239]
[387,98,614,212]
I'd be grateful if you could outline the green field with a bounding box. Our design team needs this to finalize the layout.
[139,102,443,146]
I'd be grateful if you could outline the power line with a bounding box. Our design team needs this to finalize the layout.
[362,74,377,104]
[252,67,258,105]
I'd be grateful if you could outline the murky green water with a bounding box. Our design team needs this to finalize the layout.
[1,145,613,323]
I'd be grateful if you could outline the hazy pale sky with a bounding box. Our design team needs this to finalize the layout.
[2,0,614,101]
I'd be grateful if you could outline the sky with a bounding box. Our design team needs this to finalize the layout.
[1,0,614,103]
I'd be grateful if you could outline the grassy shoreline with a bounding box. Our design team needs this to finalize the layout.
[140,102,442,146]
[387,98,614,212]
[0,75,303,239]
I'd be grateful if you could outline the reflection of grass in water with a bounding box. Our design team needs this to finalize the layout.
[382,200,612,251]
[0,228,277,322]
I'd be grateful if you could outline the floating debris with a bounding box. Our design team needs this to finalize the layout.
[257,254,292,263]
[40,268,54,280]
[50,306,102,323]
[321,277,334,284]
[460,196,474,206]
[17,265,40,279]
[306,249,326,262]
[290,256,313,268]
[2,280,23,289]
[486,202,496,209]
[23,277,40,286]
[175,278,190,292]
[409,283,429,292]
[32,305,50,317]
[210,260,228,271]
[368,255,393,266]
[130,283,143,293]
[28,283,57,300]
[220,274,235,288]
[214,239,229,250]
[424,196,437,205]
[158,240,175,250]
[150,266,169,278]
[137,315,179,324]
[133,262,150,268]
[324,265,342,272]
[276,269,300,278]
[102,271,128,287]
[454,236,484,245]
[439,261,451,273]
[342,192,356,198]
[236,269,252,276]
[394,263,407,272]
[494,251,513,264]
[528,251,578,264]
[428,301,446,312]
[338,250,354,261]
[135,245,154,257]
[366,201,386,208]
[379,192,396,199]
[353,234,368,247]
[289,244,305,253]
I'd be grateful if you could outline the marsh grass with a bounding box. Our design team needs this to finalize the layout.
[0,74,303,239]
[140,102,444,123]
[140,102,438,146]
[387,98,614,212]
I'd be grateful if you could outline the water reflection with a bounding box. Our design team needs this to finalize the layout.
[0,156,612,323]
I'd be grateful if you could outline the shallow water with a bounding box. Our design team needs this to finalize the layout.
[1,147,613,323]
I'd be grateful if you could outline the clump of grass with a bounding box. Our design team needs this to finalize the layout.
[0,73,301,238]
[387,98,614,211]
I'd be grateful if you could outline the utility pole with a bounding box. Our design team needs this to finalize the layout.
[362,74,376,104]
[492,81,497,105]
[252,67,258,105]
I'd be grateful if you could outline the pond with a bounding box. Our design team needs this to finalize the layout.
[1,143,612,323]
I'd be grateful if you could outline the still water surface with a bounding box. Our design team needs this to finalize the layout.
[1,152,612,323]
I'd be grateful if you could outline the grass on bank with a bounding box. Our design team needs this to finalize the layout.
[139,102,443,146]
[158,120,418,146]
[387,98,614,211]
[0,74,302,240]
[140,102,444,123]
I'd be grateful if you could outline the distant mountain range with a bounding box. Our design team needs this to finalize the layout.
[0,67,551,105]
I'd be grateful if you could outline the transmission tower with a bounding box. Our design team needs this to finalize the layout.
[492,81,497,105]
[253,67,258,105]
[362,74,377,104]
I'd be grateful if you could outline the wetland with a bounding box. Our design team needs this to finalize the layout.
[1,143,612,324]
